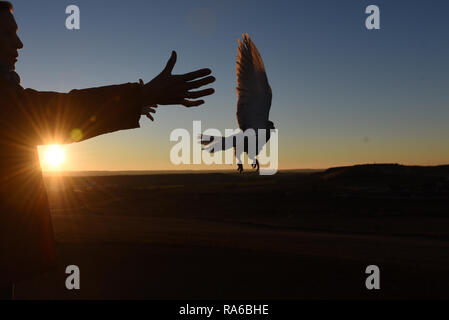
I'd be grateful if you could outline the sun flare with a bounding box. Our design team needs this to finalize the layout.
[44,145,66,168]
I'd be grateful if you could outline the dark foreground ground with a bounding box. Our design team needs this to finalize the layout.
[16,165,449,299]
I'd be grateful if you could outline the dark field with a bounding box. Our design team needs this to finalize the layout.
[15,165,449,299]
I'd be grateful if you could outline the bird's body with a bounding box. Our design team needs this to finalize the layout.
[201,34,275,173]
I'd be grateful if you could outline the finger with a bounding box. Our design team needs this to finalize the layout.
[142,106,157,115]
[185,88,215,99]
[146,113,154,121]
[185,76,216,90]
[143,106,157,113]
[180,68,212,82]
[162,51,177,74]
[182,99,205,108]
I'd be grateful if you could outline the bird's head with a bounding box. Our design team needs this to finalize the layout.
[267,121,275,130]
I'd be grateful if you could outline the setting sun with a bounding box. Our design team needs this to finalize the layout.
[43,145,66,169]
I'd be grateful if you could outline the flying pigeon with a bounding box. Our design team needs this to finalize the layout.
[200,34,275,173]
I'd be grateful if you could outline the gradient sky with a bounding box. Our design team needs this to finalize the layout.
[10,0,449,171]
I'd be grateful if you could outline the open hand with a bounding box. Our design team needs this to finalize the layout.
[142,51,215,108]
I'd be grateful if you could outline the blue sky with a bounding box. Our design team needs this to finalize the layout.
[10,0,449,170]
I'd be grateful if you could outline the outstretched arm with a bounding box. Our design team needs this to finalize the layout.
[16,50,215,146]
[20,82,147,145]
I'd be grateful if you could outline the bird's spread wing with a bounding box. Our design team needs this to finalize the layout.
[236,34,272,131]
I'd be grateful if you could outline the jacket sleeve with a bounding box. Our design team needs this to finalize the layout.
[18,82,144,146]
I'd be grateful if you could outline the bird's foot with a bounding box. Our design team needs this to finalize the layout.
[251,159,260,172]
[237,164,243,174]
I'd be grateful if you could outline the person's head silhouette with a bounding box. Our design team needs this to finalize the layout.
[0,1,23,72]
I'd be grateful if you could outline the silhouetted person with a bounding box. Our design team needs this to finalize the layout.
[0,1,215,299]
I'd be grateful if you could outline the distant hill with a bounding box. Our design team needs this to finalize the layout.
[322,163,449,178]
[319,164,449,192]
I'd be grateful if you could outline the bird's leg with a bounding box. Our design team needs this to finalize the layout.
[237,163,243,174]
[251,159,260,171]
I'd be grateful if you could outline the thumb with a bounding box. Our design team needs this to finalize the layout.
[162,50,177,74]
